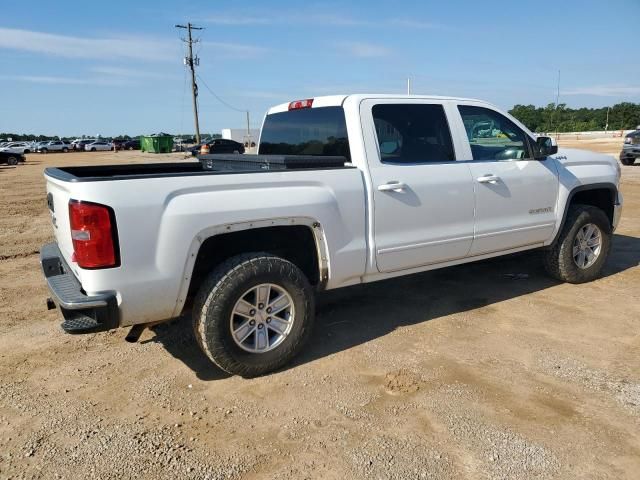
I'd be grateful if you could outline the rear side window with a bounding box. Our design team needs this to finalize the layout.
[458,105,532,161]
[372,104,455,163]
[259,106,350,158]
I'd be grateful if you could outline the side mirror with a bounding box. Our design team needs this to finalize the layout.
[534,136,558,159]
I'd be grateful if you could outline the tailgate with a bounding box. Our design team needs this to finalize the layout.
[45,175,76,268]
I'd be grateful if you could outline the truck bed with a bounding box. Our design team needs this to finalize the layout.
[45,155,350,182]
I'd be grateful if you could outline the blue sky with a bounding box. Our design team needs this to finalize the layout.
[0,0,637,136]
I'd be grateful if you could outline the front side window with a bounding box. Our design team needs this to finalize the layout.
[458,105,531,161]
[372,104,455,163]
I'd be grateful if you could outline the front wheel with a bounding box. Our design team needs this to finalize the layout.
[7,156,18,166]
[543,204,612,283]
[192,253,315,377]
[62,147,68,153]
[621,157,635,166]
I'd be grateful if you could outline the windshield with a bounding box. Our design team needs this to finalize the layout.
[259,106,350,159]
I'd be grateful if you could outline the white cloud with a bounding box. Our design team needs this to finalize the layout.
[562,85,640,97]
[201,41,269,58]
[0,28,268,62]
[337,41,391,58]
[203,15,271,25]
[203,12,444,29]
[0,28,176,61]
[0,74,128,86]
[89,66,177,80]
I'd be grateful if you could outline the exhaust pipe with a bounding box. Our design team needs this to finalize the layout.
[125,324,146,343]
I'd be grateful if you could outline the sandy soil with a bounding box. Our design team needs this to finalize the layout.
[0,143,639,479]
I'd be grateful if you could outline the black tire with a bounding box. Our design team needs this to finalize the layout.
[40,148,48,154]
[24,149,30,154]
[7,156,18,166]
[543,204,612,283]
[62,147,68,153]
[192,253,315,377]
[91,147,96,152]
[620,157,635,166]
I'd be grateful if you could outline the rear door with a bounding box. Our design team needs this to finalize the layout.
[361,100,475,273]
[454,104,559,255]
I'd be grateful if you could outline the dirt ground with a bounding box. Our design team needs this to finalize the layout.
[0,140,638,479]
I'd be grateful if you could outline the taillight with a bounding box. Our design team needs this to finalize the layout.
[288,98,314,110]
[68,200,119,269]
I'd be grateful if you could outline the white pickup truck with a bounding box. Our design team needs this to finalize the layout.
[41,94,622,376]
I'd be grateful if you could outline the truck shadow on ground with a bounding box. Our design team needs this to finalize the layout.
[151,233,640,381]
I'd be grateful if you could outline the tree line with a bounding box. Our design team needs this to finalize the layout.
[508,102,640,133]
[3,103,640,141]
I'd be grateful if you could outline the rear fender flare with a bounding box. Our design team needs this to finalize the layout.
[170,216,329,317]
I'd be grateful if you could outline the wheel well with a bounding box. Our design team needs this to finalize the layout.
[186,225,321,302]
[570,187,615,226]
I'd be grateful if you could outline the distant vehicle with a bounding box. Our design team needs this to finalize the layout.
[120,139,140,150]
[85,140,113,152]
[72,139,97,151]
[0,142,33,154]
[620,128,640,166]
[0,151,25,165]
[189,138,245,156]
[38,140,70,153]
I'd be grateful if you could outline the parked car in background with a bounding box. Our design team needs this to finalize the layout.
[620,127,640,165]
[84,140,113,152]
[72,139,97,151]
[0,150,25,165]
[38,140,70,153]
[189,138,245,156]
[120,139,140,150]
[0,142,34,154]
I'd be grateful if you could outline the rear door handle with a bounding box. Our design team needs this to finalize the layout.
[377,181,407,193]
[477,174,500,184]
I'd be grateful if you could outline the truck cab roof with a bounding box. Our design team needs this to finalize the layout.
[266,94,487,115]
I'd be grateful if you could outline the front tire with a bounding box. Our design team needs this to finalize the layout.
[620,157,635,166]
[7,156,18,166]
[192,253,315,377]
[543,204,612,283]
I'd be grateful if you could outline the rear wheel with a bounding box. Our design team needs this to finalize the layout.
[40,148,48,154]
[192,253,315,377]
[543,204,612,283]
[62,147,68,153]
[91,147,96,152]
[621,157,635,166]
[7,156,18,166]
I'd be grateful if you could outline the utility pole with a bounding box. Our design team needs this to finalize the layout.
[246,111,251,145]
[176,22,203,144]
[605,106,610,133]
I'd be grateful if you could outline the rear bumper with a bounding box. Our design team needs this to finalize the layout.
[40,242,119,333]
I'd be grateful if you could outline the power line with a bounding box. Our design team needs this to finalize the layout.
[175,22,204,144]
[196,74,247,113]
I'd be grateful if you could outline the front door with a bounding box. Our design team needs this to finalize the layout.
[455,104,559,255]
[361,100,476,273]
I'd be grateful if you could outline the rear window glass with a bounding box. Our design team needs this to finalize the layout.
[259,106,350,158]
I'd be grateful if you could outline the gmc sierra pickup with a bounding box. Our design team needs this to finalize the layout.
[40,94,623,376]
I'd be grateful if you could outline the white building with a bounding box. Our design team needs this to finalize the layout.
[221,128,261,147]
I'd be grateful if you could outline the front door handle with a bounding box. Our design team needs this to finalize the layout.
[477,174,500,184]
[378,181,407,193]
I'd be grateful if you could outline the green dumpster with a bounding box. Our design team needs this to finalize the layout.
[140,133,173,153]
